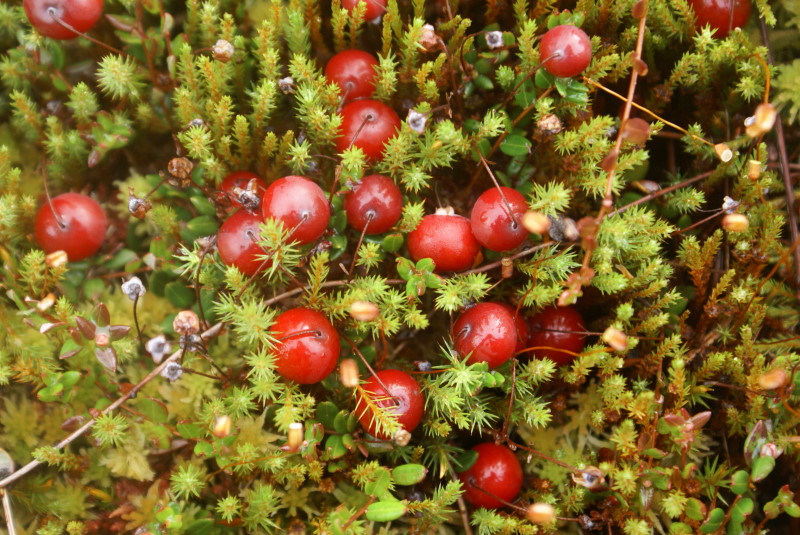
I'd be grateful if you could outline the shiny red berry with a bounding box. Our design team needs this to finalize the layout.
[689,0,751,38]
[272,308,340,384]
[219,171,267,209]
[336,100,401,162]
[355,369,424,439]
[526,305,586,366]
[470,187,529,252]
[325,50,379,103]
[453,303,517,369]
[407,212,481,273]
[341,0,387,21]
[261,175,330,245]
[34,193,107,261]
[498,303,528,354]
[344,174,403,234]
[217,210,269,276]
[459,442,523,509]
[539,25,592,78]
[24,0,104,40]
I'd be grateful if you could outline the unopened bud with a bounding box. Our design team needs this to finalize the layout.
[571,466,606,491]
[722,213,749,232]
[45,250,69,268]
[526,502,555,524]
[419,23,438,51]
[501,257,513,279]
[562,218,580,241]
[393,429,411,447]
[350,300,380,322]
[211,39,234,63]
[128,189,152,219]
[213,415,232,438]
[522,211,551,235]
[537,113,562,135]
[745,103,777,138]
[36,293,56,312]
[173,310,200,335]
[747,160,762,181]
[168,157,194,181]
[95,331,110,347]
[602,327,628,351]
[760,442,783,459]
[714,143,733,162]
[286,422,304,452]
[279,76,295,94]
[758,368,788,390]
[339,358,360,388]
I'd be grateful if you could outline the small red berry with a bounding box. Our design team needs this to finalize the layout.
[453,303,517,369]
[344,174,403,234]
[459,442,523,509]
[498,303,528,354]
[689,0,751,38]
[325,50,379,103]
[24,0,104,40]
[34,193,107,261]
[407,211,481,273]
[219,171,267,209]
[539,25,592,78]
[341,0,387,21]
[470,187,529,252]
[355,369,424,439]
[261,175,331,245]
[526,305,586,366]
[272,308,340,384]
[217,210,268,276]
[336,99,401,162]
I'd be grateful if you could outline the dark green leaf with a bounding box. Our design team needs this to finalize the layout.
[165,281,195,308]
[499,134,531,157]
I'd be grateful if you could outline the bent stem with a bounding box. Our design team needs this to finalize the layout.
[47,7,129,57]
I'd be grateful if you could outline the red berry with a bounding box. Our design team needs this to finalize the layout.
[453,303,517,369]
[341,0,387,21]
[407,211,481,273]
[34,193,107,261]
[498,303,528,354]
[261,175,331,245]
[219,171,267,209]
[336,100,401,162]
[24,0,104,40]
[355,369,424,439]
[689,0,751,38]
[272,308,340,384]
[539,25,592,78]
[470,187,529,252]
[526,305,586,366]
[344,174,403,234]
[217,210,269,276]
[325,50,379,103]
[459,442,523,509]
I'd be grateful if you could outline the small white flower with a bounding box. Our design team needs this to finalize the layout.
[407,109,427,133]
[485,31,504,49]
[161,361,183,382]
[146,335,171,364]
[121,277,146,301]
[722,196,740,214]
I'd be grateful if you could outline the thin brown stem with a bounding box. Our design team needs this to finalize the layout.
[47,7,129,57]
[1,488,16,535]
[607,171,712,217]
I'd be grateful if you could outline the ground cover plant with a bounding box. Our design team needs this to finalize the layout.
[1,0,800,533]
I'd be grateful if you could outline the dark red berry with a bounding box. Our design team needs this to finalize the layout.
[539,25,592,78]
[325,50,379,103]
[336,99,401,162]
[24,0,104,40]
[470,187,529,252]
[217,210,268,276]
[272,308,340,384]
[689,0,751,38]
[341,0,387,21]
[459,442,523,509]
[526,305,586,366]
[220,171,267,209]
[407,211,481,273]
[344,174,403,234]
[453,303,517,369]
[355,369,424,439]
[499,303,528,354]
[261,175,331,245]
[34,193,107,261]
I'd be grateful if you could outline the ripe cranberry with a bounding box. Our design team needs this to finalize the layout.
[470,187,529,252]
[526,305,586,366]
[344,174,402,234]
[34,193,107,261]
[341,0,387,21]
[355,369,424,439]
[539,25,592,78]
[219,171,267,209]
[459,442,523,509]
[498,303,528,354]
[272,308,340,384]
[261,175,330,245]
[24,0,104,40]
[335,100,401,162]
[689,0,751,38]
[325,50,379,103]
[453,303,517,369]
[217,210,269,276]
[407,211,481,273]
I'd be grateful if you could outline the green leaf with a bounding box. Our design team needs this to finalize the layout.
[730,470,750,495]
[730,498,753,524]
[324,435,348,459]
[364,467,393,497]
[685,498,706,521]
[316,401,339,429]
[392,464,427,486]
[136,398,169,423]
[165,281,195,308]
[177,423,204,439]
[397,258,414,280]
[750,456,775,482]
[700,508,725,533]
[333,410,350,434]
[642,448,667,459]
[381,233,404,252]
[190,196,217,217]
[499,134,531,157]
[535,69,555,89]
[180,215,219,243]
[453,449,479,472]
[365,500,407,522]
